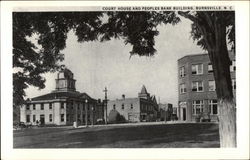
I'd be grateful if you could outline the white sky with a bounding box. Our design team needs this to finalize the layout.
[25,17,204,107]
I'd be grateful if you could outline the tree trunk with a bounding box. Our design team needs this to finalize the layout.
[207,20,236,147]
[218,99,236,147]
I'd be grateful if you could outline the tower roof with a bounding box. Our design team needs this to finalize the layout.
[140,85,148,94]
[59,67,74,79]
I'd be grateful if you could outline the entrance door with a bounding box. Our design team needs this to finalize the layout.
[183,108,186,121]
[40,115,45,125]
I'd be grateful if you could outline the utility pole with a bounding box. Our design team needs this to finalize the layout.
[85,99,88,127]
[103,87,108,124]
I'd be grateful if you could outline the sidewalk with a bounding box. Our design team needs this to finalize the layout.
[76,120,196,128]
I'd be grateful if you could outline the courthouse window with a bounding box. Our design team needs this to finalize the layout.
[49,114,53,122]
[192,81,203,92]
[26,104,30,110]
[192,100,204,115]
[66,114,70,121]
[61,114,64,122]
[208,80,216,91]
[49,103,52,109]
[192,64,203,75]
[232,79,236,90]
[40,103,44,110]
[26,115,30,122]
[60,102,64,109]
[180,66,186,77]
[33,115,36,122]
[230,60,236,72]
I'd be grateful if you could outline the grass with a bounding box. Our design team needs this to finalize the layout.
[13,123,220,148]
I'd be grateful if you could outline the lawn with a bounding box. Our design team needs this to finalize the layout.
[13,123,220,148]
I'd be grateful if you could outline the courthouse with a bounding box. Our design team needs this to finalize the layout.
[20,68,103,126]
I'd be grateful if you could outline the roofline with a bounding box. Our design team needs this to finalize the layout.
[108,97,139,102]
[178,50,235,61]
[178,53,208,61]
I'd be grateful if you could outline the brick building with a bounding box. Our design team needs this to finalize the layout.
[106,85,158,123]
[178,52,236,122]
[20,68,104,126]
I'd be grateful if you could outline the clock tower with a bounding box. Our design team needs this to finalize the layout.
[55,68,76,92]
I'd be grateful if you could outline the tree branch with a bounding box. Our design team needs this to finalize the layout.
[177,11,198,23]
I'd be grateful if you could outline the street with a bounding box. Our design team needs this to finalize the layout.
[13,122,220,148]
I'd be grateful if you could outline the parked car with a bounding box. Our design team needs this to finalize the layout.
[95,118,105,125]
[13,122,26,129]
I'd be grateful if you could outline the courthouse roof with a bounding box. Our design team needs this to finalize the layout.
[31,91,95,102]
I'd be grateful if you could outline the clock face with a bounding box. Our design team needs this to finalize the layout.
[58,72,64,79]
[59,80,65,88]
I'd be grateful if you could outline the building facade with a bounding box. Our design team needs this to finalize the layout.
[178,52,236,122]
[20,68,104,126]
[158,103,173,121]
[106,85,158,123]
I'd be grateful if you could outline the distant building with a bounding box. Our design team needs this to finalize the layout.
[177,52,236,122]
[158,103,173,121]
[20,68,104,126]
[106,85,158,123]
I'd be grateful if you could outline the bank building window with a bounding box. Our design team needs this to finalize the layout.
[180,66,186,77]
[192,64,203,75]
[208,63,213,73]
[208,80,216,91]
[192,100,204,115]
[180,83,187,94]
[209,100,218,115]
[33,104,36,110]
[192,81,203,92]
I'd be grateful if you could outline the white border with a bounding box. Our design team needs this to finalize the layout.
[1,1,249,160]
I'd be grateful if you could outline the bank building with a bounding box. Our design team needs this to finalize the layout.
[20,68,104,126]
[177,51,236,122]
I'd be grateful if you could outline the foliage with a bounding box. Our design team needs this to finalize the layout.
[13,11,234,103]
[178,11,235,51]
[13,12,102,106]
[13,11,179,106]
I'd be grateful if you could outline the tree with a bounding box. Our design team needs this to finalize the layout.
[13,12,102,106]
[13,11,235,147]
[178,11,236,147]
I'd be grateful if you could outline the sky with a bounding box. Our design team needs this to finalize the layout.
[25,17,204,107]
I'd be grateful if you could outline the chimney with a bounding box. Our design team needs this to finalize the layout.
[122,94,125,99]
